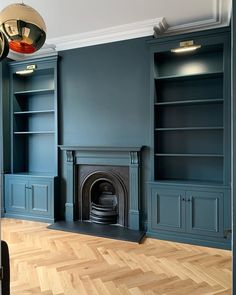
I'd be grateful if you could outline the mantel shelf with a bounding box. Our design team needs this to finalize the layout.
[59,146,144,152]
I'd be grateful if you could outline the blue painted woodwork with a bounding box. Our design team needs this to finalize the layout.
[28,179,52,216]
[150,188,185,232]
[5,176,28,213]
[4,56,58,222]
[8,56,58,175]
[4,174,56,222]
[148,28,231,249]
[186,191,223,237]
[148,182,231,249]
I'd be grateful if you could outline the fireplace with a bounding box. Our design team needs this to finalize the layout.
[59,146,143,231]
[77,165,129,226]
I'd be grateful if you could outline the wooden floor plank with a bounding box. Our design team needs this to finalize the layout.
[2,218,232,295]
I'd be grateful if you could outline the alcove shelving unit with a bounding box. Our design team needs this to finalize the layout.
[4,56,58,222]
[148,28,231,249]
[154,67,224,184]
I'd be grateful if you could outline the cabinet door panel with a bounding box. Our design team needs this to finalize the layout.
[6,178,27,212]
[151,188,185,232]
[186,191,223,237]
[28,180,52,216]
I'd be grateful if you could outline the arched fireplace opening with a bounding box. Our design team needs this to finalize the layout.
[79,167,129,227]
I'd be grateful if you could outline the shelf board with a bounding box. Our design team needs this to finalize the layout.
[155,153,223,157]
[155,98,223,106]
[14,131,55,135]
[14,110,55,115]
[155,71,223,81]
[155,127,224,131]
[14,88,54,96]
[150,180,227,188]
[11,172,56,177]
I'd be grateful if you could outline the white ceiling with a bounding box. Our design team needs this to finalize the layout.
[0,0,232,54]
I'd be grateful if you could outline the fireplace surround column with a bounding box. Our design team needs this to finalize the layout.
[65,150,76,221]
[129,151,140,230]
[60,146,143,230]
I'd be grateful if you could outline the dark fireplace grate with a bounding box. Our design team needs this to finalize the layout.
[89,181,119,225]
[90,202,118,224]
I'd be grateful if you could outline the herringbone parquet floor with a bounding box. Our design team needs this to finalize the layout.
[1,218,232,295]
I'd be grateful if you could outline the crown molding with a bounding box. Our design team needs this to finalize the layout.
[47,17,164,52]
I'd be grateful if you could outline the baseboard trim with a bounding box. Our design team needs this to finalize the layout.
[147,230,231,250]
[4,213,55,223]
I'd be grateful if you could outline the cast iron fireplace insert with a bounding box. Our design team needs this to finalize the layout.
[77,165,129,227]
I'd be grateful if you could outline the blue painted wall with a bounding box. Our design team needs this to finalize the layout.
[232,0,236,291]
[58,37,152,225]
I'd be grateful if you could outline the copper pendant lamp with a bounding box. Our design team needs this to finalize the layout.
[0,2,46,60]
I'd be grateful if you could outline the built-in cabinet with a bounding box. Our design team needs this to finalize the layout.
[5,175,56,222]
[4,56,58,222]
[148,29,231,249]
[150,185,230,238]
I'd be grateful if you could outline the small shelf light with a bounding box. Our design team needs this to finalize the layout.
[171,40,201,53]
[16,64,36,75]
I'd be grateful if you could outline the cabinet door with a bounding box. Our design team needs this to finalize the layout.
[5,177,28,213]
[186,191,223,237]
[28,179,52,217]
[151,188,185,232]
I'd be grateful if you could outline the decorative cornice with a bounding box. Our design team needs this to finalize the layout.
[47,17,164,52]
